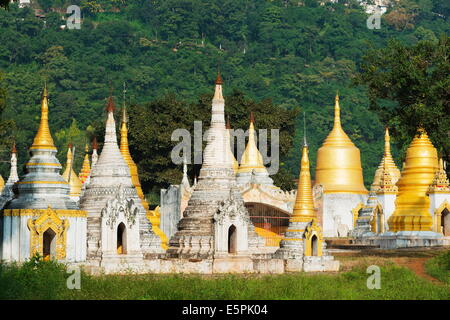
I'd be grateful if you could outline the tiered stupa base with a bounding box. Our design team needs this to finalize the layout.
[370,231,444,249]
[274,221,340,272]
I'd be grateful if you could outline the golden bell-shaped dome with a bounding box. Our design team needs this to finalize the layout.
[238,113,267,174]
[291,144,316,222]
[315,95,368,194]
[388,128,439,232]
[62,144,82,198]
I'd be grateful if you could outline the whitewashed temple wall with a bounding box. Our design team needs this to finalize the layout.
[320,193,368,237]
[376,193,396,232]
[160,185,182,240]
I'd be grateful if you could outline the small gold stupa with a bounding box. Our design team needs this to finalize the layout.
[315,95,368,194]
[238,112,267,174]
[79,144,91,184]
[291,143,316,222]
[373,127,401,193]
[62,143,82,199]
[388,128,439,231]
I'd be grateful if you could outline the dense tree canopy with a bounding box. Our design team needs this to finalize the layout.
[357,36,450,165]
[0,0,448,199]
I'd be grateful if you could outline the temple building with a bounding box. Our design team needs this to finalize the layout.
[353,128,400,237]
[80,93,162,273]
[160,88,295,252]
[353,128,449,247]
[0,86,87,262]
[166,73,266,272]
[62,144,83,203]
[275,138,339,272]
[236,113,295,247]
[313,95,368,237]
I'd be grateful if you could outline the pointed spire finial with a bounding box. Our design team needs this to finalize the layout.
[12,141,16,153]
[122,82,128,124]
[303,112,308,147]
[106,86,115,113]
[92,136,98,150]
[226,115,231,129]
[250,112,255,124]
[31,84,56,150]
[215,70,223,85]
[43,81,48,98]
[333,92,341,127]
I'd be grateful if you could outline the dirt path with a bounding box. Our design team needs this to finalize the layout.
[392,257,442,284]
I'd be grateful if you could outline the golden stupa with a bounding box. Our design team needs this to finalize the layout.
[62,143,82,198]
[79,144,91,184]
[315,95,368,194]
[226,117,239,173]
[119,104,148,209]
[372,127,401,193]
[31,84,56,151]
[388,128,439,232]
[238,112,267,174]
[291,143,317,222]
[0,173,4,193]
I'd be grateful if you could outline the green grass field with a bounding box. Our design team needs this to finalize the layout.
[0,251,448,300]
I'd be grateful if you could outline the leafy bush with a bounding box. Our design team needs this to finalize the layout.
[0,254,68,300]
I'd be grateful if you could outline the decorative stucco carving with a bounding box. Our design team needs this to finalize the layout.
[101,185,138,229]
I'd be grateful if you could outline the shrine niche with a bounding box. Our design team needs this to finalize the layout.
[28,206,69,260]
[304,219,323,257]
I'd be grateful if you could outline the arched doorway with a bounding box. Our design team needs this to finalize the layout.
[441,208,449,236]
[311,234,318,256]
[117,223,126,254]
[43,228,56,260]
[228,225,237,254]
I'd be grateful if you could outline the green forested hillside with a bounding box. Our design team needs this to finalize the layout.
[0,0,448,197]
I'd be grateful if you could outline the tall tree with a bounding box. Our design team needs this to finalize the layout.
[357,37,450,168]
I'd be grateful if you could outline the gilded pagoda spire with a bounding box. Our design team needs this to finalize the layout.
[226,116,239,173]
[62,143,82,199]
[388,128,439,231]
[315,94,367,194]
[3,86,79,213]
[79,144,91,184]
[31,84,56,151]
[119,93,148,209]
[372,127,401,193]
[291,143,316,222]
[238,112,267,174]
